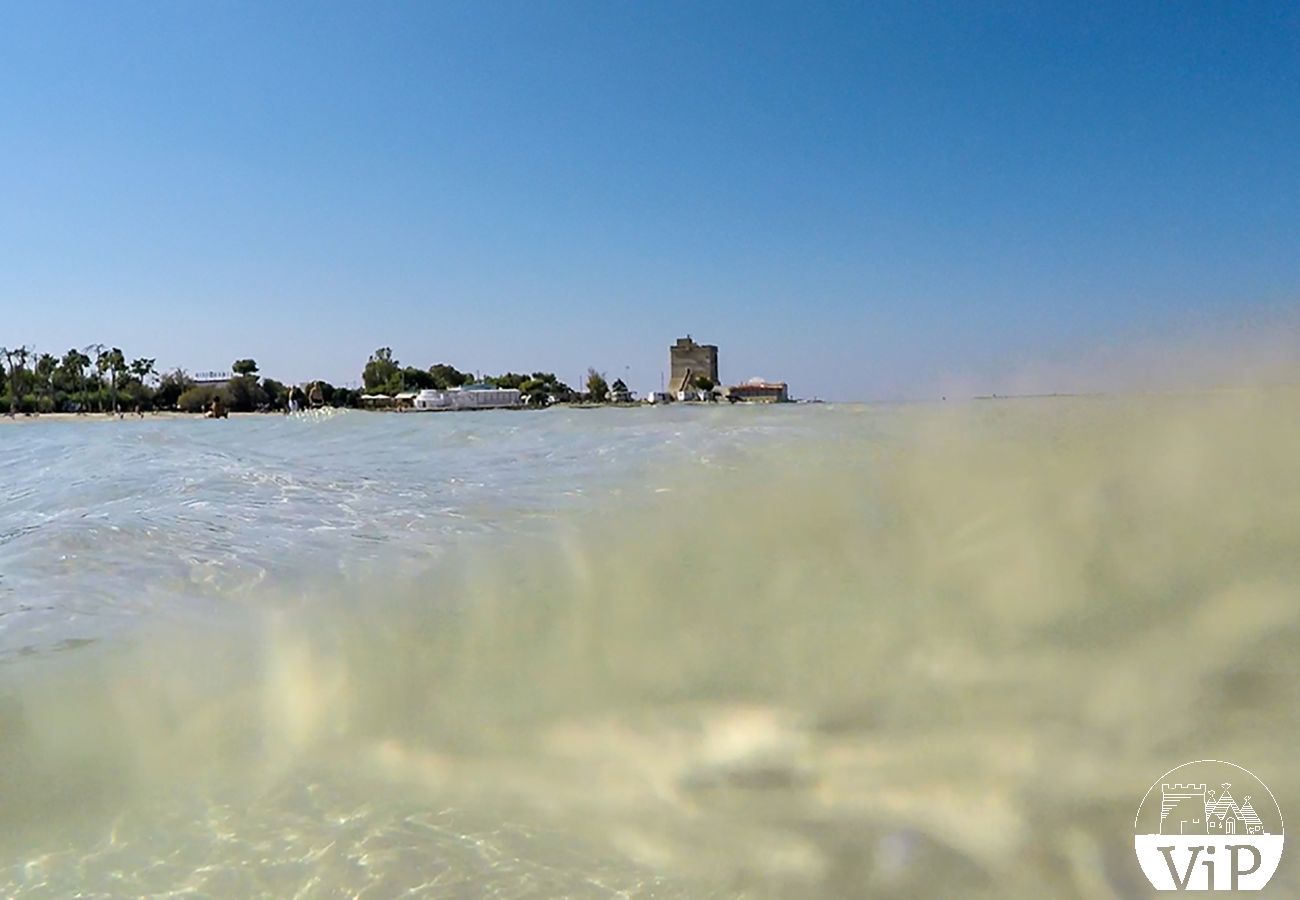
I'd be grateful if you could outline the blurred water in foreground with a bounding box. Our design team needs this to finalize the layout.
[1,393,1297,897]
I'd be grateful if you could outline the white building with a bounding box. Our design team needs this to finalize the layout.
[413,383,523,411]
[192,370,230,387]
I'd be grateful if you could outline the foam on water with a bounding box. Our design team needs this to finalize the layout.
[1,393,1298,897]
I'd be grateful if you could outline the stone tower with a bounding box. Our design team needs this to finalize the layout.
[669,335,719,391]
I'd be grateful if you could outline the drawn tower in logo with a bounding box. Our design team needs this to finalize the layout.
[1160,783,1208,834]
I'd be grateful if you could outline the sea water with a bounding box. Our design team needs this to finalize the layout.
[1,394,1297,897]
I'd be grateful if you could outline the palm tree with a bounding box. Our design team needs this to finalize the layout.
[90,345,126,413]
[34,352,57,411]
[1,347,11,416]
[1,346,31,416]
[129,357,156,409]
[60,348,91,412]
[78,351,93,405]
[107,348,125,414]
[90,344,108,412]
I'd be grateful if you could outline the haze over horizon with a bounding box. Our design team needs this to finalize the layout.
[2,2,1298,401]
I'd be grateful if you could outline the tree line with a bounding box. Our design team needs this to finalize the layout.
[0,342,640,416]
[1,345,159,415]
[0,345,361,415]
[173,359,364,414]
[360,348,632,404]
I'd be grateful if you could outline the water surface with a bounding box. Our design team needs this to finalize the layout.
[2,396,1297,897]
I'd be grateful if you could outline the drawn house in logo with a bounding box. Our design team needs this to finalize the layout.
[1238,797,1266,834]
[1206,784,1248,835]
[1160,782,1270,836]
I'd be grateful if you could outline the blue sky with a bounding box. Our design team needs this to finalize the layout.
[1,1,1297,400]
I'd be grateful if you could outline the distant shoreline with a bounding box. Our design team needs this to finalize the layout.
[0,401,806,423]
[0,411,267,423]
[0,403,681,423]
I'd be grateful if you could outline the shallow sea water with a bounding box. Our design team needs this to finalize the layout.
[1,395,1297,897]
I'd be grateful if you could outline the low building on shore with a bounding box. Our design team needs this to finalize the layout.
[413,383,522,411]
[727,378,790,403]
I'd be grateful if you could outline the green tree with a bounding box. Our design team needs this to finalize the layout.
[34,353,57,411]
[429,363,470,389]
[401,366,434,390]
[363,348,401,393]
[154,369,195,410]
[177,385,222,413]
[586,368,609,403]
[226,373,266,412]
[90,346,123,413]
[520,378,545,404]
[329,386,362,408]
[128,358,156,408]
[88,344,108,411]
[261,378,287,410]
[0,348,33,413]
[1,346,31,416]
[486,372,526,390]
[106,347,126,413]
[58,349,91,410]
[225,357,265,412]
[518,372,571,404]
[693,375,715,392]
[129,357,156,381]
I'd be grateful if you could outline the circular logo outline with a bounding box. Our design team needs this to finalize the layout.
[1134,758,1284,891]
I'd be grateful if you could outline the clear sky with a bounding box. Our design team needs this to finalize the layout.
[2,1,1297,400]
